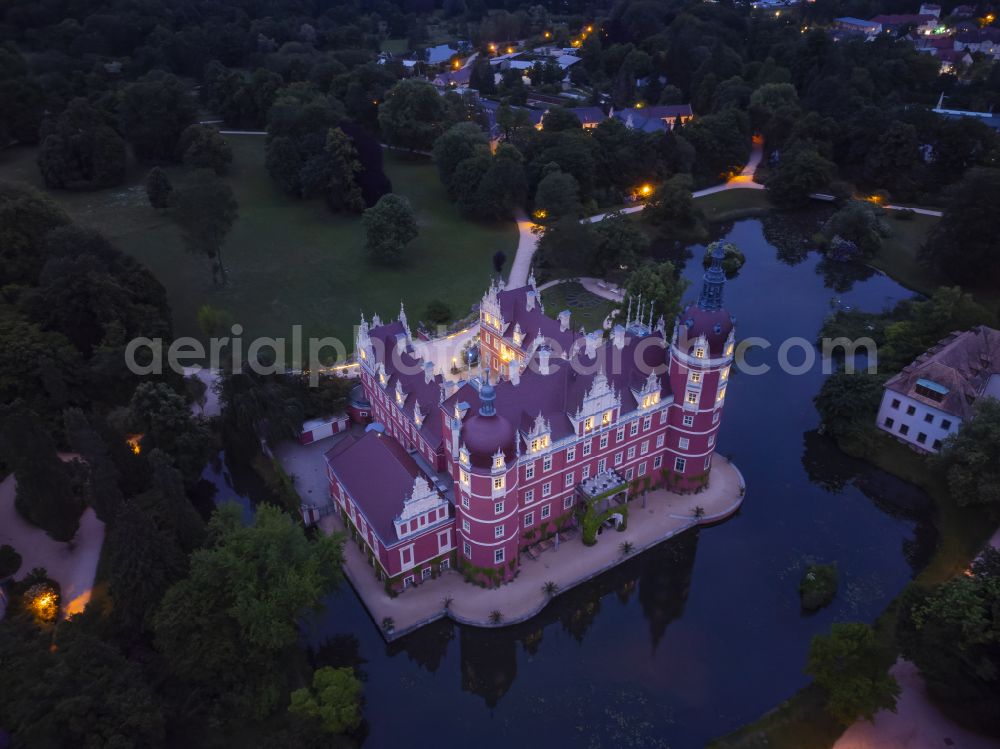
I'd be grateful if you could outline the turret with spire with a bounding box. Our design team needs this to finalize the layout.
[699,243,726,311]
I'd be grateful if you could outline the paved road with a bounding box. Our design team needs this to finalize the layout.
[508,138,766,288]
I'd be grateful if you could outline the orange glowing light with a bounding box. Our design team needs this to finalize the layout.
[507,46,515,54]
[639,184,653,196]
[126,434,143,455]
[635,101,645,109]
[544,31,551,39]
[533,209,548,220]
[453,59,461,69]
[571,39,581,47]
[586,25,593,32]
[489,43,497,52]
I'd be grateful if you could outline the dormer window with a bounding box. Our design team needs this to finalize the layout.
[460,469,470,488]
[602,410,612,426]
[459,447,470,467]
[686,391,698,405]
[694,346,706,359]
[690,371,701,383]
[726,342,734,357]
[360,349,366,360]
[493,451,505,470]
[584,416,594,432]
[493,476,505,491]
[720,366,730,381]
[641,393,660,409]
[717,386,727,403]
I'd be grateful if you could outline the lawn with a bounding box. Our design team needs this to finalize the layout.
[0,136,516,363]
[540,281,616,333]
[871,213,940,297]
[693,188,773,222]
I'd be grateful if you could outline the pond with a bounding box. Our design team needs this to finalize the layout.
[218,218,936,748]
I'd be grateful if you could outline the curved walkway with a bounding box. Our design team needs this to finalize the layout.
[507,138,766,289]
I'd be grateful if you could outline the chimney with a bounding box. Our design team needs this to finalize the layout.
[423,361,435,384]
[612,324,625,350]
[558,309,571,332]
[538,347,551,375]
[525,290,536,311]
[585,331,600,358]
[510,364,520,386]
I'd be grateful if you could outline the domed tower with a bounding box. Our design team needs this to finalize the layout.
[666,243,736,491]
[453,376,520,583]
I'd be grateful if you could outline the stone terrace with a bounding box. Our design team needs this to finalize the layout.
[277,437,745,641]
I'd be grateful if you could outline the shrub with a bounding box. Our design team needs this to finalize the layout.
[800,562,839,611]
[0,544,22,579]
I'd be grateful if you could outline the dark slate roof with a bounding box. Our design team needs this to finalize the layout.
[613,104,692,132]
[496,285,580,353]
[569,106,607,125]
[677,302,735,359]
[884,326,1000,420]
[443,331,671,448]
[326,430,423,545]
[368,321,445,449]
[956,28,1000,43]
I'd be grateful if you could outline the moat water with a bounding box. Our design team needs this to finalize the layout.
[210,217,935,748]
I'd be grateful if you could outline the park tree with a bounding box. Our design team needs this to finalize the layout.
[127,382,213,484]
[362,193,418,264]
[534,168,580,220]
[64,408,124,524]
[0,618,165,746]
[821,201,890,258]
[424,299,451,326]
[923,167,1000,288]
[171,170,239,284]
[749,82,800,150]
[176,124,233,174]
[319,127,366,212]
[140,448,206,553]
[218,367,306,445]
[814,372,885,446]
[864,121,920,194]
[469,57,496,95]
[471,144,528,220]
[153,504,344,721]
[935,397,1000,506]
[120,74,196,162]
[806,622,900,725]
[590,210,649,276]
[0,405,83,542]
[535,218,600,274]
[542,107,582,132]
[684,108,751,179]
[497,101,532,141]
[644,175,707,245]
[0,181,71,286]
[767,145,835,209]
[432,122,489,194]
[896,550,1000,733]
[37,98,127,190]
[0,44,45,145]
[619,262,690,322]
[107,500,187,633]
[378,79,454,152]
[451,151,492,215]
[288,666,363,736]
[265,136,303,195]
[144,167,173,209]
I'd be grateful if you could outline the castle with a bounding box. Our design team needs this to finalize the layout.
[325,248,736,591]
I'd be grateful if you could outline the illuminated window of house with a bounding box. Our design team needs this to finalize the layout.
[460,470,470,487]
[584,416,594,432]
[690,371,701,383]
[360,349,366,360]
[726,342,734,356]
[602,410,612,426]
[493,476,504,491]
[686,391,698,405]
[641,395,650,408]
[717,386,726,402]
[694,346,705,359]
[721,366,730,381]
[494,454,504,470]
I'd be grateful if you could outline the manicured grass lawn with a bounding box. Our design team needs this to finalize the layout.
[541,282,616,333]
[380,38,408,54]
[871,213,940,296]
[694,188,773,222]
[0,136,516,362]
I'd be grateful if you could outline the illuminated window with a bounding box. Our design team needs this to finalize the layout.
[721,366,730,381]
[686,391,698,405]
[494,454,504,469]
[602,410,612,426]
[717,386,726,403]
[726,342,734,356]
[690,371,701,383]
[694,346,705,358]
[460,470,470,487]
[493,476,504,491]
[642,395,650,408]
[530,438,541,452]
[584,416,594,432]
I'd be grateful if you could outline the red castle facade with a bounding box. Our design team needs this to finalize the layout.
[326,252,735,591]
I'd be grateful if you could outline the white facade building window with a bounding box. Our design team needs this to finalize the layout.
[541,504,551,519]
[583,441,592,456]
[674,457,686,472]
[495,548,504,563]
[567,446,576,462]
[542,482,552,497]
[524,512,534,527]
[678,437,689,449]
[525,464,535,480]
[495,501,504,515]
[525,488,535,502]
[494,524,505,539]
[683,414,694,427]
[565,472,574,487]
[616,426,625,442]
[630,421,639,436]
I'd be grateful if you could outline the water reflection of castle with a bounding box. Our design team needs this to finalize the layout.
[387,531,700,707]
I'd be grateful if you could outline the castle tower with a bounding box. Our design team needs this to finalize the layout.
[451,373,520,583]
[666,243,735,491]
